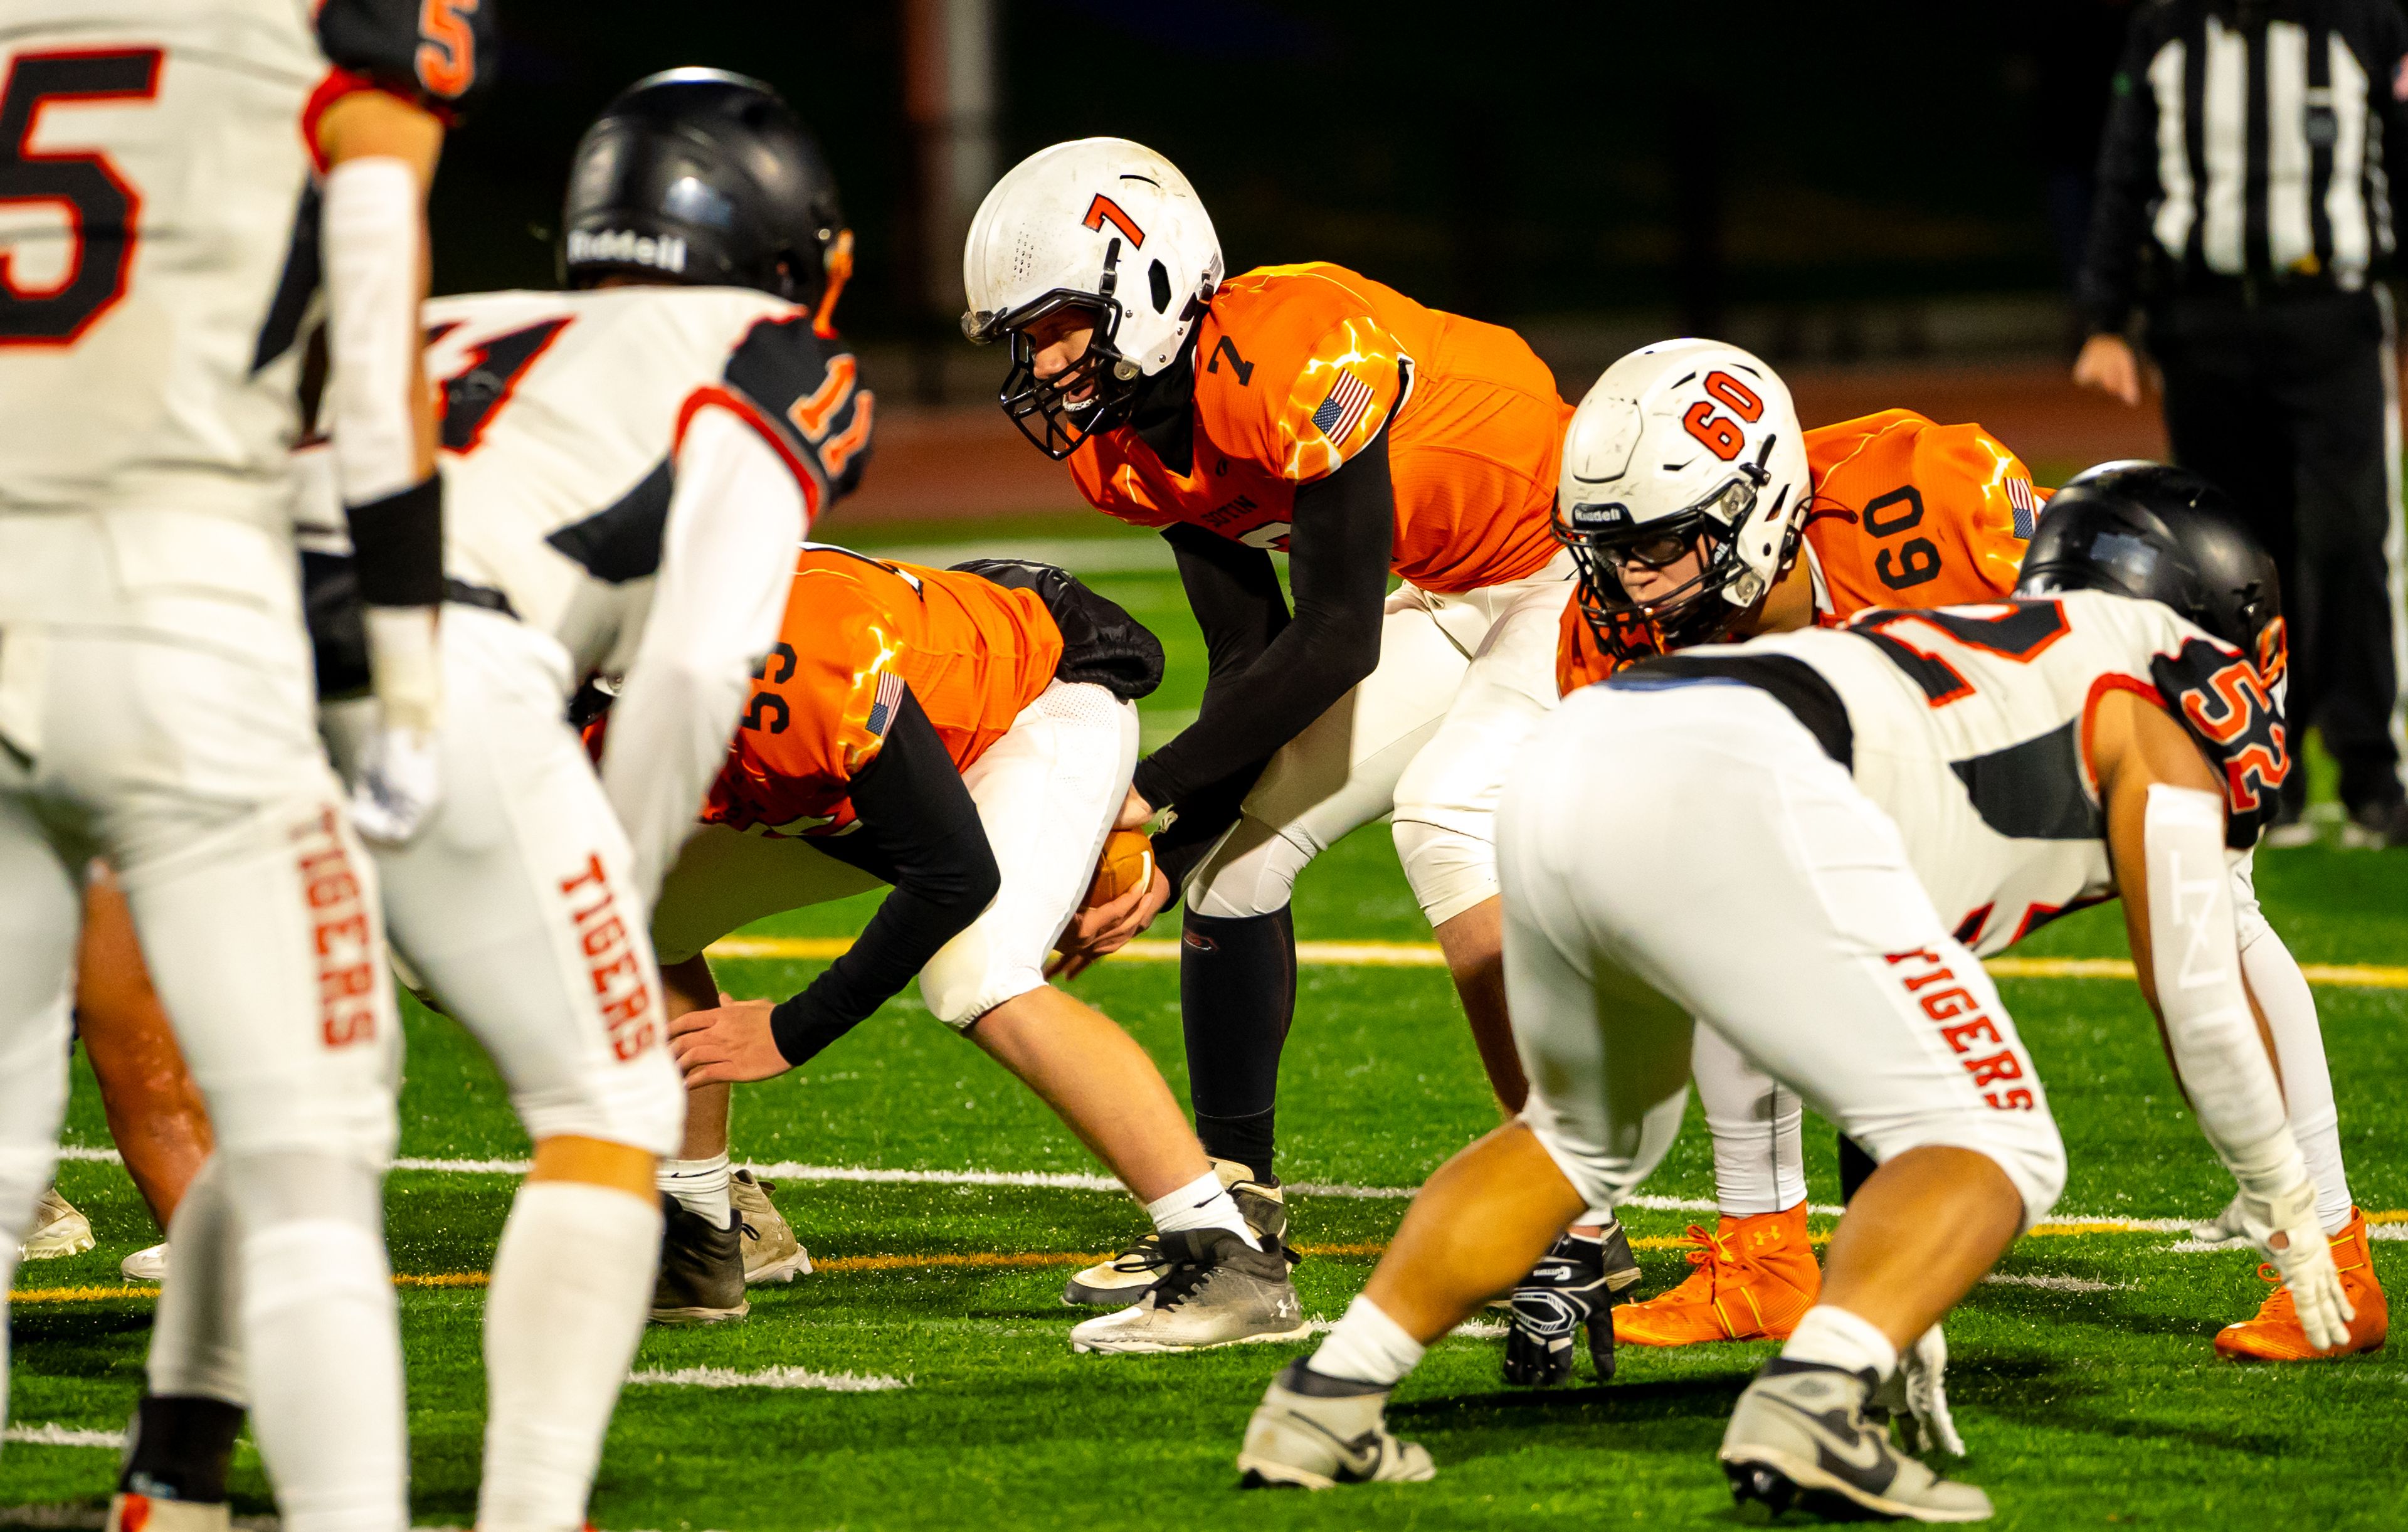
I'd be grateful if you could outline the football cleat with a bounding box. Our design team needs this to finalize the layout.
[105,1492,230,1531]
[121,1243,169,1283]
[648,1194,748,1324]
[2214,1207,2389,1361]
[731,1170,811,1285]
[1721,1358,1993,1523]
[1069,1228,1307,1354]
[1614,1202,1820,1347]
[1504,1223,1644,1385]
[1062,1160,1292,1307]
[1236,1359,1435,1489]
[20,1186,94,1260]
[1868,1324,1965,1457]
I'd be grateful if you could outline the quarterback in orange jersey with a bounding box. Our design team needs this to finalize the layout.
[1497,341,2382,1385]
[629,547,1310,1351]
[960,138,1576,1264]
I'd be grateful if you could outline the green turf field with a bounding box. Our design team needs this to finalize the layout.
[6,531,2405,1529]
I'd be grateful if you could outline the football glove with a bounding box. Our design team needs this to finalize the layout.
[2244,1178,2355,1353]
[1503,1224,1641,1386]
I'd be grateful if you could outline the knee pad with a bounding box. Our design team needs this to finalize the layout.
[917,930,1043,1029]
[1856,1109,2069,1233]
[1390,813,1497,927]
[514,1042,687,1160]
[1186,815,1313,921]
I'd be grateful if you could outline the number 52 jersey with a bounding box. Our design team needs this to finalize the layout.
[1647,589,2289,955]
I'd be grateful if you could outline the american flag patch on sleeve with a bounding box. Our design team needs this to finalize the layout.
[2005,476,2039,540]
[1309,369,1376,444]
[864,671,904,736]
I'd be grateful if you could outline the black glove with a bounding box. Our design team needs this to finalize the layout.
[1504,1224,1641,1386]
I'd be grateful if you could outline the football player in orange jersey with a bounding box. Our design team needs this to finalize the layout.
[637,547,1307,1351]
[961,139,1577,1280]
[1500,341,2383,1385]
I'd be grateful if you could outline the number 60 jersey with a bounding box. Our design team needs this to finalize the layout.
[1642,589,2289,955]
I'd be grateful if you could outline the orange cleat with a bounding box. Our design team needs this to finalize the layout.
[2214,1207,2389,1361]
[1612,1202,1822,1347]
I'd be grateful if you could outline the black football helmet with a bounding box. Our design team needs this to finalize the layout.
[2014,461,2286,685]
[561,69,850,321]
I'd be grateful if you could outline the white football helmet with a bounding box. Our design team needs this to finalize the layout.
[1553,339,1812,662]
[961,137,1224,458]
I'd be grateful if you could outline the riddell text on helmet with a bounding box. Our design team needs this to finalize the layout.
[568,228,689,274]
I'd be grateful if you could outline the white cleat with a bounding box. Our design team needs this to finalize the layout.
[20,1186,94,1260]
[731,1169,811,1284]
[1069,1229,1306,1354]
[122,1242,170,1282]
[1237,1360,1435,1489]
[1723,1358,1993,1523]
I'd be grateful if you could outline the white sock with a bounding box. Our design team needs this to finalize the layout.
[657,1153,732,1230]
[1695,1023,1808,1217]
[239,1218,408,1532]
[1147,1169,1259,1250]
[2239,935,2354,1234]
[478,1181,662,1532]
[1782,1304,1899,1382]
[1311,1294,1425,1388]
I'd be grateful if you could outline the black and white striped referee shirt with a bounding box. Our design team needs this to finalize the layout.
[2078,0,2408,332]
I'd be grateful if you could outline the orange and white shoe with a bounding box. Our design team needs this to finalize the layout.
[2214,1207,2389,1361]
[1613,1202,1822,1347]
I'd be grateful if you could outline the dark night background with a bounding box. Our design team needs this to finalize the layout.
[432,1,2141,357]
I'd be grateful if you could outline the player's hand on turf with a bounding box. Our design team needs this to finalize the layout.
[347,722,443,847]
[669,992,789,1084]
[1503,1234,1613,1387]
[2071,333,2143,407]
[2249,1180,2355,1352]
[1047,864,1171,980]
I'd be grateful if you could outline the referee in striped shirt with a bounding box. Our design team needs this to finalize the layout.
[2074,0,2408,847]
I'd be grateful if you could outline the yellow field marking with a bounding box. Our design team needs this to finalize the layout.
[705,936,2408,989]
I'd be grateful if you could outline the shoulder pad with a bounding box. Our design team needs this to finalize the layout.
[317,0,499,120]
[722,315,875,505]
[1197,280,1403,482]
[2148,635,2291,849]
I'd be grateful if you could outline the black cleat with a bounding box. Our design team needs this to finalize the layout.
[649,1193,747,1323]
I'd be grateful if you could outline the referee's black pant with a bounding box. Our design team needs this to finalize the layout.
[2147,284,2408,816]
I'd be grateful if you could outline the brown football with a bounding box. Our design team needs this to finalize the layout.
[1083,828,1156,909]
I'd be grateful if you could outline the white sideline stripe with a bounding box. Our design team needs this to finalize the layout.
[1982,1272,2121,1292]
[626,1365,907,1392]
[703,936,2408,989]
[1305,1318,1508,1339]
[4,1423,126,1448]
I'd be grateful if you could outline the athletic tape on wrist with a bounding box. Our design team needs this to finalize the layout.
[2142,783,2306,1200]
[346,474,445,609]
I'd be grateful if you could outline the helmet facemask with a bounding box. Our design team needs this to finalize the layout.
[973,237,1148,460]
[1559,466,1778,664]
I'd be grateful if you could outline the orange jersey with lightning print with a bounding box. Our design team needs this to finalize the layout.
[1068,263,1569,594]
[699,548,1064,838]
[1556,409,2044,693]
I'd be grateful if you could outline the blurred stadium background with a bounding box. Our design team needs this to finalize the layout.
[434,0,2165,527]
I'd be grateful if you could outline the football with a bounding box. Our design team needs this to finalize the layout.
[1083,828,1156,909]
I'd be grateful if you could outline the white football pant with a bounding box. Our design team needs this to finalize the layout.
[652,679,1137,1027]
[1499,677,2069,1229]
[1189,550,1573,929]
[322,605,680,1532]
[0,509,404,1530]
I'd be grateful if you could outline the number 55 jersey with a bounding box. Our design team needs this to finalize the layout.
[1641,588,2289,954]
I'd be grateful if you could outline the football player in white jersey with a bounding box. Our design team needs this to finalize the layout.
[0,2,483,1528]
[1231,471,2352,1520]
[92,68,877,1532]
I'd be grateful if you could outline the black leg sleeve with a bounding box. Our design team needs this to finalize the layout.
[119,1393,245,1504]
[1180,907,1298,1186]
[1837,1133,1879,1206]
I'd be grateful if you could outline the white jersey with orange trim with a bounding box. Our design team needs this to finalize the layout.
[0,0,490,534]
[1662,591,2289,954]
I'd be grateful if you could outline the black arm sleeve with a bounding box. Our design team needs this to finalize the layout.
[2074,9,2169,335]
[766,688,1001,1068]
[1131,429,1396,813]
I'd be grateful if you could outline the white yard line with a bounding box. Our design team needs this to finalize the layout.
[625,1365,907,1393]
[4,1423,127,1448]
[1983,1272,2123,1292]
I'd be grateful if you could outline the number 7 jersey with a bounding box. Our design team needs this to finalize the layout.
[1653,590,2290,955]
